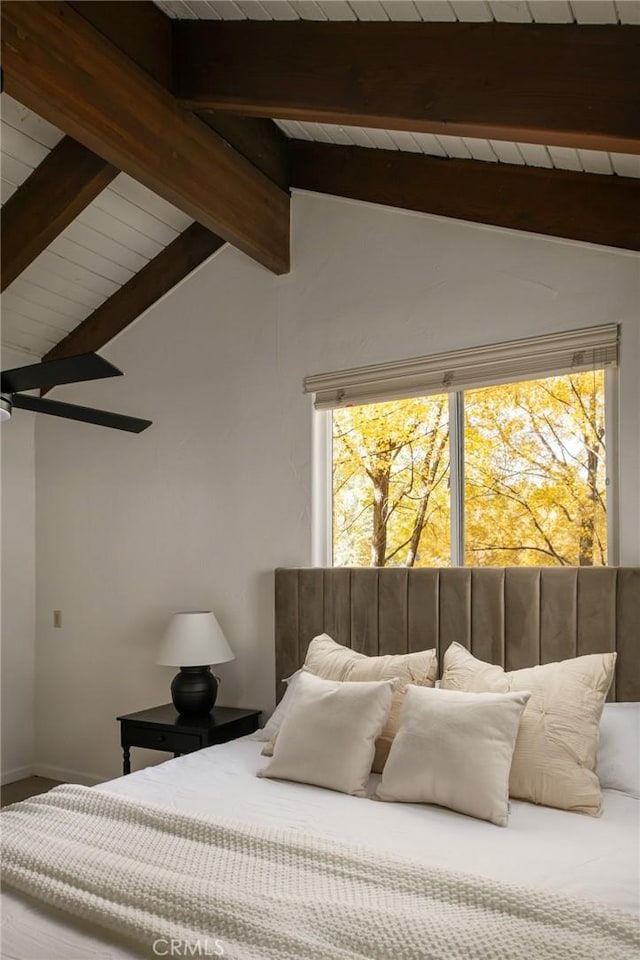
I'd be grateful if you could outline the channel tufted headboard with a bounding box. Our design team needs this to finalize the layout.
[275,567,640,703]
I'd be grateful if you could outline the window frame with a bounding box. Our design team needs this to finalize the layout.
[605,367,620,565]
[314,368,620,569]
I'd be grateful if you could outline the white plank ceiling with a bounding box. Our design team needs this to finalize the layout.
[154,0,640,24]
[1,95,193,358]
[276,119,640,178]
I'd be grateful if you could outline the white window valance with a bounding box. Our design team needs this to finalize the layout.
[304,324,619,410]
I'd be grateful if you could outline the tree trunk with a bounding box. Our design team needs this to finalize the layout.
[371,471,390,566]
[578,433,599,566]
[404,418,449,567]
[405,495,429,567]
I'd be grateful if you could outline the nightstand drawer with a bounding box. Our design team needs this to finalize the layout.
[124,725,200,753]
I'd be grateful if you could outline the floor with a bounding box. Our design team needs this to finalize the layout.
[1,776,63,807]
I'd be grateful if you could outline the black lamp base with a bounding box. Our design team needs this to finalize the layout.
[170,666,218,716]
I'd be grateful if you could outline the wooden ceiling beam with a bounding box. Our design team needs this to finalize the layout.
[41,223,225,382]
[174,21,640,154]
[69,1,290,188]
[290,140,640,251]
[67,1,172,88]
[198,114,290,192]
[1,2,290,274]
[1,136,117,292]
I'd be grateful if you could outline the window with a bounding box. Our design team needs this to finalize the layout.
[308,326,618,568]
[464,371,608,567]
[333,395,451,567]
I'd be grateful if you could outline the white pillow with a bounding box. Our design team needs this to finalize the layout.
[254,670,302,742]
[597,702,640,798]
[304,634,437,772]
[441,642,616,815]
[376,686,530,827]
[257,671,397,796]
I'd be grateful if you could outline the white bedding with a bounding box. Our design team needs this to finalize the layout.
[2,736,639,960]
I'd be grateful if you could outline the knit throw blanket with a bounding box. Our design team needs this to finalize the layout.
[1,785,638,960]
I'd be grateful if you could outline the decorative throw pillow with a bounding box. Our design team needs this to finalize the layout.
[440,642,617,815]
[597,702,640,799]
[376,686,530,826]
[302,634,437,772]
[257,671,397,796]
[255,670,302,743]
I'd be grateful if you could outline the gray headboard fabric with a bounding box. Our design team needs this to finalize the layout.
[275,567,640,703]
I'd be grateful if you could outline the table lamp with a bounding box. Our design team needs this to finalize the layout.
[157,611,234,716]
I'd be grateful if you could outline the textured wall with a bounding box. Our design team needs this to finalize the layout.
[1,348,36,782]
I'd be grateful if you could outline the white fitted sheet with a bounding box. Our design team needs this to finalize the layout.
[2,736,639,960]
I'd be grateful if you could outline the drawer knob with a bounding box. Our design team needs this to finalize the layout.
[155,734,166,743]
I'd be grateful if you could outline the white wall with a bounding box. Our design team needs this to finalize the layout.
[33,193,640,782]
[1,348,36,783]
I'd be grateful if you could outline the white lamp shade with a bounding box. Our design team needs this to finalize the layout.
[157,612,235,667]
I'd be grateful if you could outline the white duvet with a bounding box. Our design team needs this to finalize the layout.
[2,736,639,960]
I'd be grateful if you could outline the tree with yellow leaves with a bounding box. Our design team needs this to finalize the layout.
[333,394,450,567]
[333,370,606,567]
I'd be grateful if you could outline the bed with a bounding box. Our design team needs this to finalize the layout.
[2,566,639,960]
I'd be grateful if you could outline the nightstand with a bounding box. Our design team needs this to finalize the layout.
[117,704,261,775]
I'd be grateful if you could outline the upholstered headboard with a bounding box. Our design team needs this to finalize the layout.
[275,567,640,702]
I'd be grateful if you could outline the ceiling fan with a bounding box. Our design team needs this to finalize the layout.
[0,353,151,433]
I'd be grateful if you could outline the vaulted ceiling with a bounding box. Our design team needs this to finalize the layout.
[1,0,638,363]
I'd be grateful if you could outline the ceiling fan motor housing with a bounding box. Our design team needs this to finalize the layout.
[0,395,12,422]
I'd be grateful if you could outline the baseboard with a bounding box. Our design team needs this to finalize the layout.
[1,764,35,786]
[33,763,106,787]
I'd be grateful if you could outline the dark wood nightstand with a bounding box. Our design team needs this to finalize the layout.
[117,704,261,775]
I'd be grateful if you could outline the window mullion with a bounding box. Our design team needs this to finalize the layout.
[449,391,465,567]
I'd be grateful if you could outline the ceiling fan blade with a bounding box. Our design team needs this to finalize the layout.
[1,353,122,394]
[12,394,151,433]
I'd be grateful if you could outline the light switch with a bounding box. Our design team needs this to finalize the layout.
[53,610,62,628]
